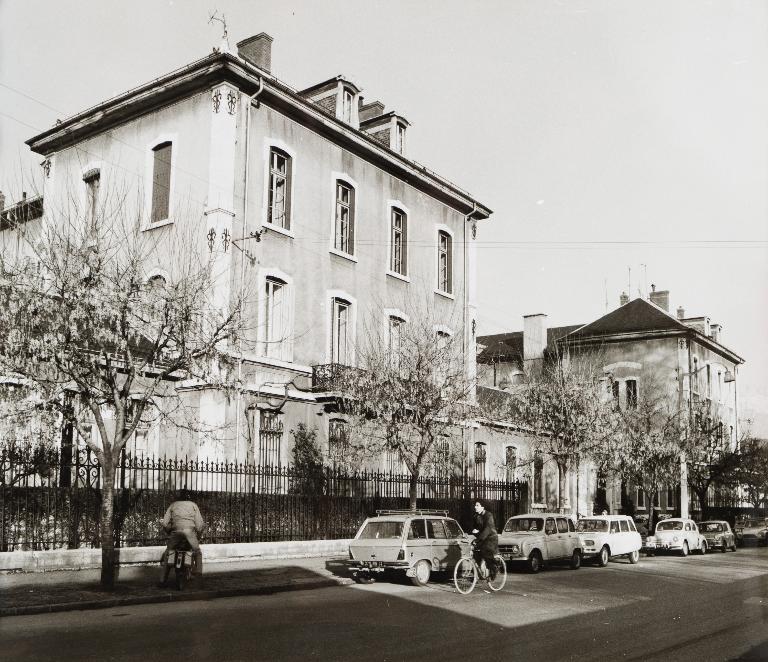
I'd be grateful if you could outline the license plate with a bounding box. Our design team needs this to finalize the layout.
[363,561,383,567]
[501,554,512,560]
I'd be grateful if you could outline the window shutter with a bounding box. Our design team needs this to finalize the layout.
[347,186,355,254]
[446,234,453,293]
[401,212,408,276]
[151,142,172,223]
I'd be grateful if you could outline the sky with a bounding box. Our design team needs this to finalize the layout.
[1,0,766,433]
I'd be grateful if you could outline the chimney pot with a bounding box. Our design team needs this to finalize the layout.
[619,291,629,306]
[237,33,273,73]
[677,306,685,320]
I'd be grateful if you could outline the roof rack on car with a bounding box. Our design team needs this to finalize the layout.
[375,509,449,516]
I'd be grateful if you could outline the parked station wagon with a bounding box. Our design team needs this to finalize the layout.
[577,515,642,566]
[497,513,583,573]
[347,510,470,586]
[644,518,707,556]
[698,520,737,552]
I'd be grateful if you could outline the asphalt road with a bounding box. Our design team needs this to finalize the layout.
[2,547,767,662]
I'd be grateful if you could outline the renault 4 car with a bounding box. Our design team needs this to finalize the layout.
[735,518,768,547]
[497,513,583,573]
[577,515,642,566]
[347,510,470,586]
[644,518,707,556]
[698,520,737,552]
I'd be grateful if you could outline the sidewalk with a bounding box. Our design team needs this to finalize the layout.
[0,555,354,617]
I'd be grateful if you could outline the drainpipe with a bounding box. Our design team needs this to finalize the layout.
[234,78,265,463]
[463,202,477,480]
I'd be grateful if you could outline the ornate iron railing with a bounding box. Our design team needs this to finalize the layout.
[0,444,526,552]
[311,363,365,392]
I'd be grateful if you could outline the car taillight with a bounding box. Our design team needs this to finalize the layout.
[397,548,405,561]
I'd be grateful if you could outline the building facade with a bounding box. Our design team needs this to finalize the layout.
[19,34,494,473]
[478,287,744,518]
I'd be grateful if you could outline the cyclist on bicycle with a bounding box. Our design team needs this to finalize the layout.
[471,500,498,580]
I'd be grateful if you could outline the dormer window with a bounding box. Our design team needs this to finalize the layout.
[342,88,354,124]
[395,123,406,154]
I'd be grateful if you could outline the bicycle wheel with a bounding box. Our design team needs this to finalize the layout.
[487,555,507,592]
[453,557,477,595]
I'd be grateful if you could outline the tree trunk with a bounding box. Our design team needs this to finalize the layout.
[695,487,709,522]
[408,468,419,512]
[99,462,116,590]
[557,461,568,513]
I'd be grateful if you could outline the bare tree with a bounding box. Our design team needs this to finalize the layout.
[611,376,684,533]
[331,307,474,511]
[683,398,743,521]
[499,350,615,513]
[0,195,247,589]
[734,437,768,510]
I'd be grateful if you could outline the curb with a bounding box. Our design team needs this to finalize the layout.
[0,575,353,617]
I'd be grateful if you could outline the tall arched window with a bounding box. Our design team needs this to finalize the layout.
[264,277,289,359]
[331,297,352,364]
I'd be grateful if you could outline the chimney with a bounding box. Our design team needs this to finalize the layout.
[710,323,722,343]
[677,306,685,320]
[619,291,629,306]
[237,33,273,73]
[523,314,548,367]
[359,100,385,122]
[648,284,669,312]
[0,190,5,211]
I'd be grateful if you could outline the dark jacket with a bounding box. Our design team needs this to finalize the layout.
[473,510,498,551]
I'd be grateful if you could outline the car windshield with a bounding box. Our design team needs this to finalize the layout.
[577,519,609,532]
[701,523,724,533]
[740,521,758,528]
[657,521,683,531]
[504,517,544,533]
[358,521,404,539]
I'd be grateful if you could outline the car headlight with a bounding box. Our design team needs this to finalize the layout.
[672,536,679,542]
[714,535,722,542]
[511,544,520,554]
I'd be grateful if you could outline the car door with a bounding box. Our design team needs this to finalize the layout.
[724,522,734,548]
[407,518,430,565]
[544,517,559,559]
[683,521,694,549]
[618,519,631,555]
[691,521,702,550]
[556,517,571,558]
[426,519,451,570]
[443,518,466,569]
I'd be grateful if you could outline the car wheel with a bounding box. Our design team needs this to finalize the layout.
[730,542,737,552]
[597,545,610,567]
[681,541,689,557]
[628,550,640,564]
[721,541,727,553]
[698,540,707,555]
[354,572,375,585]
[410,560,431,587]
[529,550,543,574]
[570,549,582,570]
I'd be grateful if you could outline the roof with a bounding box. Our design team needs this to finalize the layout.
[477,325,583,364]
[560,298,744,364]
[565,298,687,338]
[25,53,490,218]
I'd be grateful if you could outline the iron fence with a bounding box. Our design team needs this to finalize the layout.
[1,445,526,551]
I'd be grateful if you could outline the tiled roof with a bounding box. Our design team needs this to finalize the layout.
[564,298,687,338]
[477,324,583,364]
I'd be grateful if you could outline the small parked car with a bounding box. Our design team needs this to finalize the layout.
[644,518,707,556]
[347,510,470,586]
[698,520,737,552]
[735,518,768,547]
[577,515,642,566]
[497,513,583,573]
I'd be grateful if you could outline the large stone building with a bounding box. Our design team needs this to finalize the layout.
[478,287,744,518]
[16,33,495,472]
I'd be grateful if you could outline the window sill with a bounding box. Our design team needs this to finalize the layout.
[262,222,295,239]
[386,270,410,283]
[435,289,455,301]
[329,248,358,263]
[141,218,174,232]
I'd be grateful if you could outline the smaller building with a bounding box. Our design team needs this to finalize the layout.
[478,286,745,518]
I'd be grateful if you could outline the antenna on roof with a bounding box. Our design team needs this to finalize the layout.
[641,263,647,299]
[627,267,631,302]
[208,10,230,54]
[603,278,608,312]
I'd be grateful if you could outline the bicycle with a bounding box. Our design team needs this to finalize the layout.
[453,542,507,595]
